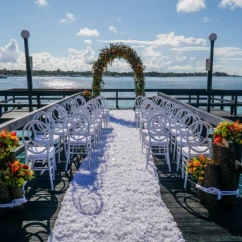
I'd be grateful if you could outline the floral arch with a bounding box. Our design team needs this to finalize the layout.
[91,43,145,97]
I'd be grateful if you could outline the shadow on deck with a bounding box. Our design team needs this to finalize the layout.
[154,156,242,242]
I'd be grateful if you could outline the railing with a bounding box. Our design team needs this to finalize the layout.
[1,88,242,117]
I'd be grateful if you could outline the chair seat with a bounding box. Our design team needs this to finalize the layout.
[170,128,177,136]
[54,128,68,135]
[145,136,169,146]
[26,146,55,159]
[175,136,196,146]
[35,134,60,144]
[69,136,91,144]
[181,146,210,158]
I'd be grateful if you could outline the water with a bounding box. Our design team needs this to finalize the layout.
[1,75,242,90]
[1,75,242,109]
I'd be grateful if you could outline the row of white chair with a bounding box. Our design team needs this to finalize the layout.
[135,95,214,189]
[21,94,109,190]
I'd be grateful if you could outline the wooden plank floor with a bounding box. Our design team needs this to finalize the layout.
[1,149,242,241]
[0,151,81,242]
[154,156,242,242]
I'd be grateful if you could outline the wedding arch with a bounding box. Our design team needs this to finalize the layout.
[91,43,145,97]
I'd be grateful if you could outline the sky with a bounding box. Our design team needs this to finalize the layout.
[0,0,242,75]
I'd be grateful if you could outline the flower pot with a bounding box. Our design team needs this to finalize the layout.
[10,187,24,210]
[84,96,91,102]
[0,184,11,204]
[196,180,204,202]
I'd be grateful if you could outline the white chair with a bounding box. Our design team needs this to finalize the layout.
[168,108,193,155]
[74,95,86,107]
[95,95,110,127]
[139,99,157,139]
[32,111,61,163]
[66,113,93,170]
[61,98,79,118]
[134,96,146,127]
[172,113,201,170]
[144,113,171,171]
[181,120,213,188]
[48,104,69,159]
[22,120,56,190]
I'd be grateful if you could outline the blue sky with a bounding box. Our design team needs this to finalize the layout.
[0,0,242,75]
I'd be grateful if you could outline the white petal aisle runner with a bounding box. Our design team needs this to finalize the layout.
[48,110,184,242]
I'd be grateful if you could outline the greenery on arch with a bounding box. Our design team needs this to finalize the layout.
[92,43,145,97]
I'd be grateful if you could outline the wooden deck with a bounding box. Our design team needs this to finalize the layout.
[154,156,242,242]
[1,152,241,242]
[0,127,242,241]
[0,108,30,124]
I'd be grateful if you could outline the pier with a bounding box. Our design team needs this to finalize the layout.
[0,90,242,241]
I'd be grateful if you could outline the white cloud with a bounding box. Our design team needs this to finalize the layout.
[215,47,242,57]
[84,39,92,45]
[0,39,22,63]
[98,32,206,47]
[219,0,242,9]
[219,57,242,61]
[190,56,196,61]
[109,26,117,33]
[202,17,212,23]
[177,0,206,12]
[142,46,170,60]
[168,64,193,71]
[77,28,99,37]
[35,0,48,6]
[131,45,146,48]
[176,56,187,61]
[0,39,95,71]
[170,46,209,51]
[60,13,76,23]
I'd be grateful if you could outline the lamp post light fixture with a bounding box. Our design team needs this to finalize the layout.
[207,33,217,113]
[21,29,33,112]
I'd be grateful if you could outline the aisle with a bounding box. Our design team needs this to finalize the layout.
[48,110,184,242]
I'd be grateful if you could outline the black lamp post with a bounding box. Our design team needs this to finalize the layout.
[207,33,217,113]
[21,29,33,112]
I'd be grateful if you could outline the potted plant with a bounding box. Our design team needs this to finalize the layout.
[187,155,220,207]
[0,130,20,166]
[0,160,34,209]
[213,120,242,203]
[82,90,92,102]
[213,120,242,147]
[0,129,20,205]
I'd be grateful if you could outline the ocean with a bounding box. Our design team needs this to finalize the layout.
[1,75,242,90]
[1,75,242,109]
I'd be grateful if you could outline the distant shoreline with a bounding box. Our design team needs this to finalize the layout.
[0,70,240,78]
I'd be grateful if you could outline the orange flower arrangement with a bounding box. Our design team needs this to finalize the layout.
[187,155,214,181]
[0,130,20,160]
[0,160,34,188]
[82,90,92,98]
[213,120,242,145]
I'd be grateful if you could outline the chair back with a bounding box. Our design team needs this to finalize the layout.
[61,98,79,117]
[187,120,214,154]
[67,114,90,141]
[134,96,146,111]
[47,104,67,131]
[22,120,51,154]
[147,114,170,142]
[74,95,86,107]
